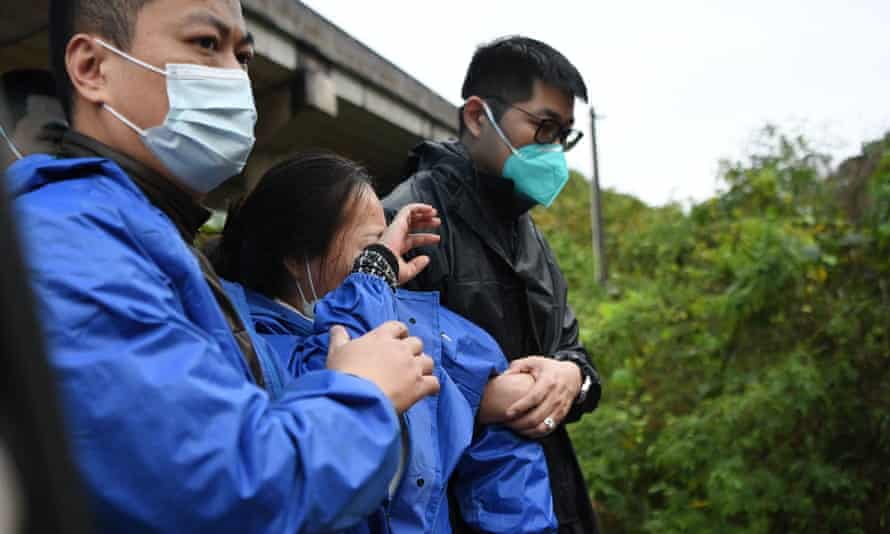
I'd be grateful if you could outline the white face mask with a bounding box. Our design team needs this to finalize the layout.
[95,39,257,193]
[295,258,320,319]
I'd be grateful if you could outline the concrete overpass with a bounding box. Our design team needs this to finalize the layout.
[0,0,459,204]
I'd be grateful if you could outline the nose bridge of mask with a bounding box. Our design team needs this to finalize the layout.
[165,70,255,115]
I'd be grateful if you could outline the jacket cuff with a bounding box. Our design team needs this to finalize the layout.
[351,244,399,289]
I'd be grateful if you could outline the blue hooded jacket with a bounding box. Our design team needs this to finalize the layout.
[7,154,404,533]
[238,280,558,533]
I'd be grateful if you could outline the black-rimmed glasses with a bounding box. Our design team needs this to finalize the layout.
[485,96,584,151]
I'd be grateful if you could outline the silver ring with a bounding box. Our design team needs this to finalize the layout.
[543,417,555,430]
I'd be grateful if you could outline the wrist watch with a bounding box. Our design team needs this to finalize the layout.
[575,373,593,405]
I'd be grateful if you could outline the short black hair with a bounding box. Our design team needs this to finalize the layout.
[214,153,375,300]
[459,36,588,133]
[49,0,154,119]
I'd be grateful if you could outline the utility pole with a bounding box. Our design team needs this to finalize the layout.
[589,106,608,285]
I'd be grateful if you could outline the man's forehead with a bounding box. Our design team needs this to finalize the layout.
[186,0,244,19]
[187,0,247,30]
[528,80,575,123]
[143,0,247,35]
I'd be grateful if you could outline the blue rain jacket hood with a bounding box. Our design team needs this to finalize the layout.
[7,154,404,533]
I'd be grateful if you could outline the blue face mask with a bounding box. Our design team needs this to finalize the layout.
[481,101,570,207]
[96,40,257,193]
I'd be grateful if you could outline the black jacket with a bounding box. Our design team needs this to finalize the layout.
[384,140,601,533]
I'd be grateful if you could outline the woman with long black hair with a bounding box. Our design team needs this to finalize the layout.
[214,152,556,534]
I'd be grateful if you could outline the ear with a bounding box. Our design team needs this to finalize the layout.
[462,96,488,139]
[66,34,112,108]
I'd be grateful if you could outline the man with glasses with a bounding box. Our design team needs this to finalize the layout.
[385,36,602,534]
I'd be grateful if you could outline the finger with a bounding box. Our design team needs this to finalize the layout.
[417,354,435,375]
[418,375,441,397]
[520,427,549,439]
[506,379,551,418]
[500,366,526,377]
[405,233,441,250]
[396,203,432,226]
[552,400,571,426]
[535,414,562,436]
[408,216,441,232]
[400,256,430,283]
[398,256,430,285]
[328,325,350,350]
[404,336,424,356]
[551,397,573,425]
[380,207,419,251]
[508,418,548,439]
[507,359,536,375]
[512,397,558,431]
[403,203,436,217]
[378,320,409,339]
[534,400,570,435]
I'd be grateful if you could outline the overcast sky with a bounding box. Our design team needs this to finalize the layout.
[302,0,890,206]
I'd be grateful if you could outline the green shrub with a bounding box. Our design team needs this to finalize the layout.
[537,128,890,533]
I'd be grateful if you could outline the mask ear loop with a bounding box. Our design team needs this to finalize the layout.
[304,258,319,302]
[479,100,521,158]
[102,104,148,136]
[93,39,166,138]
[0,123,23,160]
[291,258,319,312]
[293,265,310,311]
[94,39,167,76]
[479,101,565,156]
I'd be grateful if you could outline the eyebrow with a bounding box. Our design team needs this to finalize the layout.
[534,107,575,126]
[182,10,254,47]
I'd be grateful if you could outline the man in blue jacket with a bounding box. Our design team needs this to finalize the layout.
[6,0,440,531]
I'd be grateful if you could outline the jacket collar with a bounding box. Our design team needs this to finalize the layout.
[242,286,312,336]
[43,124,211,243]
[411,140,528,268]
[411,140,536,219]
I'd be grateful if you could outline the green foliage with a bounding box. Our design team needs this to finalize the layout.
[534,127,890,533]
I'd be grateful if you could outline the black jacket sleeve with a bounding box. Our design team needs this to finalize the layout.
[538,230,602,422]
[553,302,602,423]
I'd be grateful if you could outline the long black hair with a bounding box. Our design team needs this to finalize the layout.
[214,152,374,299]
